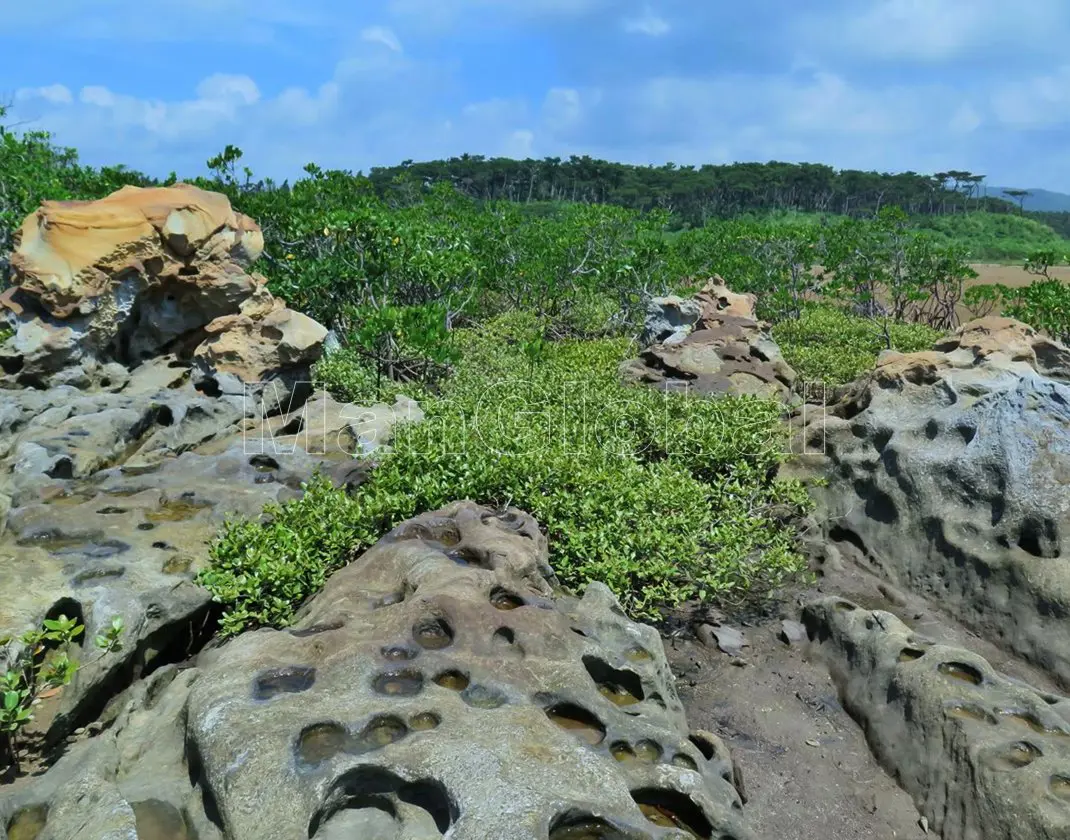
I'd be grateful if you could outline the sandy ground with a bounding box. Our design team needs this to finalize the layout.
[670,534,1061,840]
[969,263,1070,288]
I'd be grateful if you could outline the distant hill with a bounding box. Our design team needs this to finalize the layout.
[988,187,1070,213]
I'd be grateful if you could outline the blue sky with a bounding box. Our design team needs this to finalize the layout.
[6,0,1070,190]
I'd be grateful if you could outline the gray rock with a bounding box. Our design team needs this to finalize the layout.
[803,596,1070,840]
[7,504,756,840]
[813,318,1070,685]
[640,295,701,348]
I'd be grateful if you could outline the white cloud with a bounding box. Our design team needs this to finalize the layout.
[196,74,261,106]
[803,0,1068,61]
[360,25,403,52]
[991,66,1070,128]
[622,9,671,37]
[949,102,982,134]
[14,84,73,105]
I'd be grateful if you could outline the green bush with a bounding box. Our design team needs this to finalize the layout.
[200,315,811,635]
[773,305,944,387]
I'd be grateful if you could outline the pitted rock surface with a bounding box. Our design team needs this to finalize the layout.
[0,183,326,393]
[1,503,755,840]
[0,379,420,744]
[803,596,1070,840]
[625,281,795,401]
[801,317,1070,686]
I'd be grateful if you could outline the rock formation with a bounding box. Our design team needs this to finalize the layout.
[804,597,1070,840]
[0,183,324,396]
[623,279,796,401]
[800,317,1070,687]
[1,504,754,840]
[0,186,422,756]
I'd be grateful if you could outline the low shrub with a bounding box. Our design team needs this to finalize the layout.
[200,315,811,635]
[772,304,944,388]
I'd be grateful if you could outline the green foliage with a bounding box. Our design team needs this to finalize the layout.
[773,305,944,387]
[201,316,812,635]
[1,615,123,771]
[962,250,1070,343]
[915,212,1070,262]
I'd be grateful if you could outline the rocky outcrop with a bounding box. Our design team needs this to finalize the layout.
[803,316,1070,686]
[0,184,325,390]
[803,597,1070,840]
[624,280,796,401]
[0,379,420,749]
[2,504,754,840]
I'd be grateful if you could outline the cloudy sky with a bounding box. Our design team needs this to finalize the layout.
[6,0,1070,189]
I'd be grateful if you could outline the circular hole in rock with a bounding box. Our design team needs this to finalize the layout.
[998,709,1070,736]
[631,788,712,838]
[1050,775,1070,802]
[611,741,636,762]
[546,703,606,745]
[571,627,589,638]
[434,670,470,691]
[249,455,280,473]
[938,661,984,686]
[672,753,699,771]
[492,627,516,645]
[625,646,652,663]
[413,617,454,650]
[381,645,419,662]
[354,715,409,751]
[161,555,193,575]
[898,648,926,663]
[945,702,997,725]
[253,666,316,700]
[634,740,662,763]
[311,796,397,839]
[462,684,507,709]
[986,740,1043,771]
[583,656,645,707]
[6,804,49,840]
[371,592,405,609]
[688,734,716,762]
[131,799,195,840]
[372,669,424,697]
[548,811,633,839]
[490,587,525,610]
[310,767,457,838]
[409,712,441,731]
[97,506,127,515]
[834,600,858,612]
[297,722,351,766]
[137,522,156,531]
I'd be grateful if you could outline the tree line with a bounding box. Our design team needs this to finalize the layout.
[365,156,1019,226]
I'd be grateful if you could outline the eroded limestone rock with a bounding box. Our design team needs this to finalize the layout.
[803,596,1070,840]
[804,317,1070,686]
[2,504,754,840]
[0,183,325,390]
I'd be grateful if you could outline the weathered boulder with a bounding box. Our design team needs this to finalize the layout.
[639,278,759,350]
[804,597,1070,840]
[9,184,262,318]
[0,375,420,751]
[805,316,1070,686]
[0,184,327,394]
[626,279,795,401]
[2,504,755,840]
[641,296,702,348]
[192,305,328,410]
[0,184,265,381]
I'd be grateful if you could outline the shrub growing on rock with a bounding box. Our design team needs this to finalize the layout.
[201,314,811,635]
[772,304,944,388]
